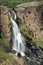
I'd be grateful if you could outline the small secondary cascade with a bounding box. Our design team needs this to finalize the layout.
[10,11,25,56]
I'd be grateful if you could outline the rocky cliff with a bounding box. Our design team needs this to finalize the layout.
[0,6,11,51]
[15,2,43,41]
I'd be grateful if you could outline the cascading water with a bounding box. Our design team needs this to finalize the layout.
[10,11,25,56]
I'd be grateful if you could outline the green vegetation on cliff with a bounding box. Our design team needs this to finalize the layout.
[33,40,43,48]
[0,0,42,8]
[20,24,43,47]
[20,24,33,39]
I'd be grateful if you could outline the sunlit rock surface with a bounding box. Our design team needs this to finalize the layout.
[0,6,11,39]
[0,6,11,51]
[15,2,43,41]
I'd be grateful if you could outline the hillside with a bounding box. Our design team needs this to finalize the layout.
[0,0,43,8]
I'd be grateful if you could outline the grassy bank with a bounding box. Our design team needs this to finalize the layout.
[0,50,12,63]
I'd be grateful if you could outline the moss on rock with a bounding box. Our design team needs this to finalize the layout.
[19,23,33,39]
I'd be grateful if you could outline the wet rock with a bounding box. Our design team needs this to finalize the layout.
[24,56,42,65]
[41,61,43,65]
[36,61,41,65]
[17,52,22,58]
[39,46,43,51]
[31,46,39,56]
[25,49,31,57]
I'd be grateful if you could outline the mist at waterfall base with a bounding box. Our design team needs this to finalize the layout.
[10,11,25,57]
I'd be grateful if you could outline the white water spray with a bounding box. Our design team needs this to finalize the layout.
[10,11,25,56]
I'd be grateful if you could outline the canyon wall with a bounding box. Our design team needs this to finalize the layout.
[15,3,43,41]
[0,6,11,50]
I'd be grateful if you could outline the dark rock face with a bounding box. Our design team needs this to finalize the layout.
[39,46,43,51]
[24,41,43,65]
[24,35,43,65]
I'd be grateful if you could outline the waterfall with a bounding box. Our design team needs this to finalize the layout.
[10,11,25,56]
